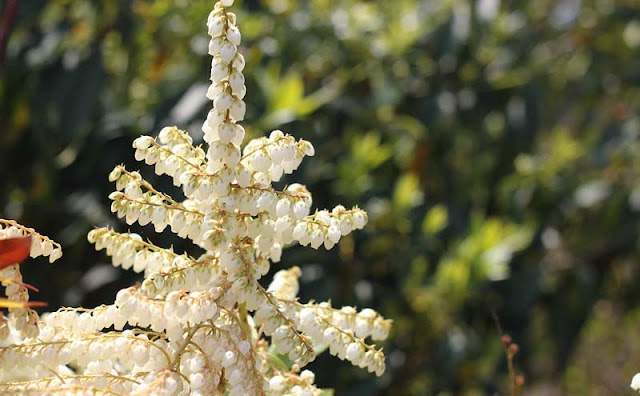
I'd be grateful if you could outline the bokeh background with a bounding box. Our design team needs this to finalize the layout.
[1,0,640,394]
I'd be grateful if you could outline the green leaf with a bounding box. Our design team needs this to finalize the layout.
[351,132,393,170]
[266,345,290,371]
[422,205,448,235]
[393,173,423,212]
[271,70,305,112]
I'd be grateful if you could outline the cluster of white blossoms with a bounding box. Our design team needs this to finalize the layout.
[0,220,63,264]
[0,1,391,394]
[0,220,63,340]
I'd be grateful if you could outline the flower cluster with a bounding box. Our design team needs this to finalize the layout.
[0,220,62,264]
[0,1,390,394]
[0,220,63,340]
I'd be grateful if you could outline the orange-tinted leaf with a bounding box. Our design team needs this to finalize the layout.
[0,298,47,309]
[0,236,32,269]
[0,277,39,292]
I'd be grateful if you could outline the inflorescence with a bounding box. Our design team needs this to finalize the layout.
[0,1,390,395]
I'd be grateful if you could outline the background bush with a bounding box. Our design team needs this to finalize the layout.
[1,0,639,394]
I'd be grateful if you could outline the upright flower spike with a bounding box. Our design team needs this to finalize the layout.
[0,1,391,394]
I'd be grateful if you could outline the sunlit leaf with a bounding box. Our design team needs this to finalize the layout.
[0,298,47,309]
[422,205,448,235]
[393,173,423,212]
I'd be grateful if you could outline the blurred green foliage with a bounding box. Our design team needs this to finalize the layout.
[1,0,640,394]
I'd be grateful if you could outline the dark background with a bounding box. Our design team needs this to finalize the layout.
[1,0,639,394]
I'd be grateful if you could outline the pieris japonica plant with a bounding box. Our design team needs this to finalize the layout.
[0,1,391,394]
